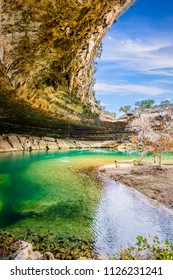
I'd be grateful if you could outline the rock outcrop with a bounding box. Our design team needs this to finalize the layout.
[0,133,129,152]
[0,0,136,135]
[10,240,54,260]
[125,105,173,133]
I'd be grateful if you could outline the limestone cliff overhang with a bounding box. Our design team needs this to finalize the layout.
[0,0,136,131]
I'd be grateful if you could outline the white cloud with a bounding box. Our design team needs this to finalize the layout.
[100,32,173,77]
[95,17,173,102]
[95,82,172,96]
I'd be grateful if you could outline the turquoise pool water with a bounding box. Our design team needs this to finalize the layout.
[0,149,173,259]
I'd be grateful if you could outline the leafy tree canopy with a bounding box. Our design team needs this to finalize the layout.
[135,99,155,109]
[119,105,131,113]
[160,100,171,107]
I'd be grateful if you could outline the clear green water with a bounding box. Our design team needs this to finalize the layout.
[0,149,139,258]
[0,149,172,259]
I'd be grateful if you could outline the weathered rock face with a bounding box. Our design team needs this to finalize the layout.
[126,106,173,132]
[0,0,136,134]
[0,133,130,152]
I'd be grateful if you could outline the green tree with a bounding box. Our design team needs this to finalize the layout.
[160,100,171,107]
[119,105,131,114]
[135,99,155,109]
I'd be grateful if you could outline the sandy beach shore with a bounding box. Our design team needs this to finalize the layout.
[99,163,173,208]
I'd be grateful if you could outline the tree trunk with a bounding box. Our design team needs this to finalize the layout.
[159,153,162,167]
[138,149,148,164]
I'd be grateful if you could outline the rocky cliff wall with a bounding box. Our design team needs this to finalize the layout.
[0,132,130,152]
[0,0,136,134]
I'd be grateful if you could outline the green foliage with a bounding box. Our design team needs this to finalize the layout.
[160,100,171,107]
[119,99,173,114]
[113,236,173,260]
[119,105,131,114]
[135,99,155,109]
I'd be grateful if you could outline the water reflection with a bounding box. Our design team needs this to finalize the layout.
[93,177,173,256]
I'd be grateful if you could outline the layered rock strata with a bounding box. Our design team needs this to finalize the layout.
[0,133,128,152]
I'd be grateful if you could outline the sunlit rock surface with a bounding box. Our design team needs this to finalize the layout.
[0,133,129,152]
[11,240,54,260]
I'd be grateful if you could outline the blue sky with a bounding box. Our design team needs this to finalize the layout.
[94,0,173,116]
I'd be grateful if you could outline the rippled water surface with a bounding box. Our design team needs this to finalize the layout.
[0,149,173,258]
[94,177,173,256]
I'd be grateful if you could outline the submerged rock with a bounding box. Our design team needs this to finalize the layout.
[0,232,54,260]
